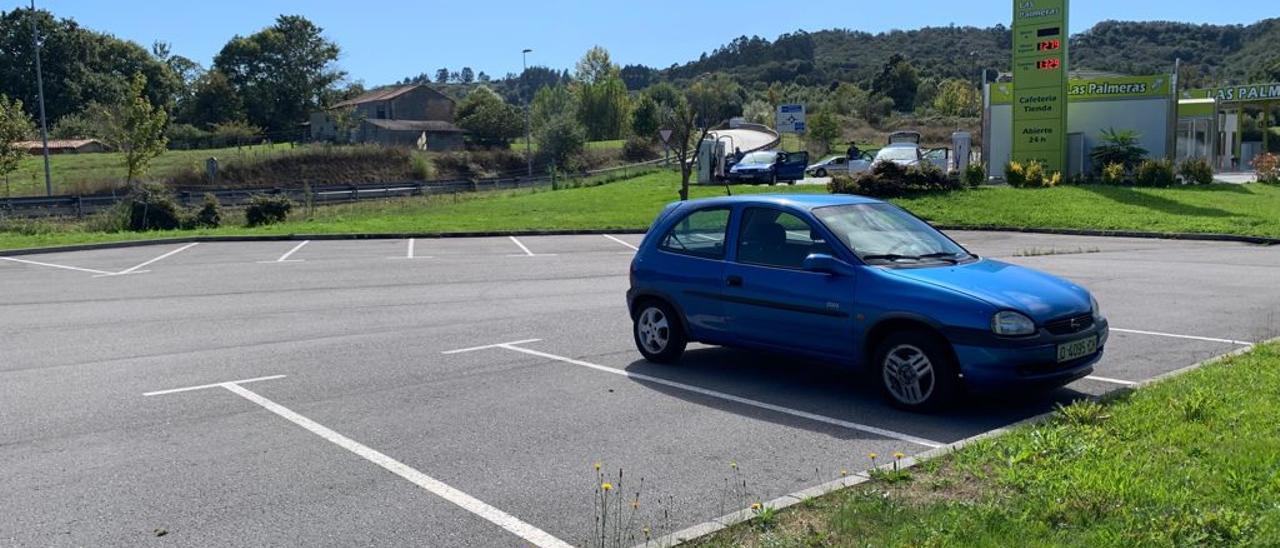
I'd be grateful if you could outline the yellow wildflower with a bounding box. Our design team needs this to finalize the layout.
[868,453,878,460]
[894,452,906,460]
[750,502,763,512]
[601,482,613,492]
[594,462,602,471]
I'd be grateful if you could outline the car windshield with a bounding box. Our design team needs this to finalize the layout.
[876,147,918,162]
[813,204,970,265]
[741,151,777,164]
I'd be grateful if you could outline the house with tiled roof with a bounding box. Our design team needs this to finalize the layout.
[310,84,465,151]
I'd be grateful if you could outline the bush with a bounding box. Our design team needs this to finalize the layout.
[1134,159,1176,187]
[1178,158,1214,185]
[167,123,211,150]
[621,137,658,162]
[1101,162,1127,185]
[1090,128,1147,173]
[1005,160,1058,188]
[122,182,185,231]
[186,193,222,229]
[1254,153,1279,184]
[963,163,986,187]
[245,194,293,227]
[410,153,435,181]
[830,161,963,198]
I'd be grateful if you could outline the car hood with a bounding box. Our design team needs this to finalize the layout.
[881,258,1090,322]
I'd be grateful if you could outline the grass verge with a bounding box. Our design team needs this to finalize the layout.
[692,343,1280,547]
[4,170,1280,252]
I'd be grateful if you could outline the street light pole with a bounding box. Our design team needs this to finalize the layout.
[30,0,52,197]
[522,49,533,177]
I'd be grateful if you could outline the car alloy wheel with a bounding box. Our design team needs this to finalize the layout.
[816,168,827,177]
[637,307,670,354]
[881,344,936,406]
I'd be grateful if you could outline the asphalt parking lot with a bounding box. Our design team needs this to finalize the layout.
[2,231,1277,546]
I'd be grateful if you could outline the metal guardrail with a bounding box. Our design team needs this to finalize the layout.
[0,159,667,219]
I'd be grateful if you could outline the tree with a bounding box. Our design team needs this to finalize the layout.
[531,84,578,131]
[535,111,586,172]
[0,94,34,183]
[933,79,981,117]
[456,86,523,147]
[185,70,244,128]
[630,94,660,142]
[872,54,920,112]
[449,71,461,83]
[213,15,344,132]
[573,47,630,141]
[805,110,840,156]
[0,8,181,123]
[652,79,738,200]
[460,67,475,84]
[435,68,449,84]
[478,71,490,83]
[860,94,895,126]
[97,73,169,183]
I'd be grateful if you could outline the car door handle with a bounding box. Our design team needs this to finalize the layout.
[726,275,744,288]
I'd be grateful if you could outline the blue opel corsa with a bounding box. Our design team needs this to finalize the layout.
[627,195,1108,412]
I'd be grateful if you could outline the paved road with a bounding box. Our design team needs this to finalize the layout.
[706,128,777,154]
[2,232,1277,546]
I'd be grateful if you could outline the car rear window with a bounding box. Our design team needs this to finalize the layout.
[659,208,730,260]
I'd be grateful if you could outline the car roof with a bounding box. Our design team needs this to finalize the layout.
[673,194,885,210]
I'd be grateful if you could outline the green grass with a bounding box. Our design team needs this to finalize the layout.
[4,171,1280,252]
[897,184,1280,238]
[0,171,819,250]
[2,143,295,197]
[508,138,627,153]
[694,343,1280,547]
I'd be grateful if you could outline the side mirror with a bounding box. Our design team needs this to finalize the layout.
[803,253,856,276]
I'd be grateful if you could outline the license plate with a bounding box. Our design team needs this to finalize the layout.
[1057,336,1098,363]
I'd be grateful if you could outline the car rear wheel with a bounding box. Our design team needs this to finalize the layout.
[633,301,686,363]
[873,331,959,412]
[815,168,828,177]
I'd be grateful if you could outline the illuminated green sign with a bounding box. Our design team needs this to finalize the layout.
[1011,0,1068,174]
[991,75,1172,105]
[1183,83,1280,103]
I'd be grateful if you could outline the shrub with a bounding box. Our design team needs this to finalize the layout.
[186,193,222,229]
[245,194,293,227]
[1090,128,1147,172]
[1178,158,1214,185]
[621,137,657,162]
[410,153,435,181]
[1101,162,1127,185]
[830,161,963,198]
[1135,159,1176,187]
[827,173,858,194]
[963,163,986,187]
[122,182,185,231]
[1254,153,1279,184]
[1005,161,1027,188]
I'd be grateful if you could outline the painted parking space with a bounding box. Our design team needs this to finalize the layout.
[1,231,1277,545]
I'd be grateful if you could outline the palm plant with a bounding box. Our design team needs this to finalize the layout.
[1090,128,1148,173]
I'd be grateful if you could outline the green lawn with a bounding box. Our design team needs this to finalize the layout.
[4,170,1280,252]
[693,343,1280,547]
[3,143,295,197]
[509,138,627,152]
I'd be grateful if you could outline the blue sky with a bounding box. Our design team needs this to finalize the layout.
[11,0,1276,86]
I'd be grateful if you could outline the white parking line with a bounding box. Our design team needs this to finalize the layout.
[507,236,542,257]
[96,242,199,277]
[444,341,943,448]
[0,256,115,276]
[602,234,639,251]
[389,238,434,260]
[145,375,572,548]
[1086,375,1137,386]
[259,241,309,264]
[1112,328,1253,347]
[143,374,288,397]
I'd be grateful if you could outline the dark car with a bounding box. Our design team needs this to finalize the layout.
[626,194,1108,412]
[727,150,809,185]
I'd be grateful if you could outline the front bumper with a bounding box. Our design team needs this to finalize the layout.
[952,318,1109,392]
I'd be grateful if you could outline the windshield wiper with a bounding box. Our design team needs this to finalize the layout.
[918,252,963,264]
[862,252,963,265]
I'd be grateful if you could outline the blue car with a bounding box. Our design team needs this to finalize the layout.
[728,151,809,185]
[627,195,1108,411]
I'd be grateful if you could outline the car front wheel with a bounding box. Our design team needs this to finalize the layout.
[633,301,686,363]
[873,332,959,412]
[815,168,828,177]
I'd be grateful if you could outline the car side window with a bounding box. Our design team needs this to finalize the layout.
[659,208,730,260]
[736,208,833,269]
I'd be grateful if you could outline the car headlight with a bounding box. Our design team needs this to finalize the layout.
[1090,294,1102,320]
[992,311,1036,336]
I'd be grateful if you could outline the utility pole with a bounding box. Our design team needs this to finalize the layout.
[522,49,533,177]
[31,0,53,197]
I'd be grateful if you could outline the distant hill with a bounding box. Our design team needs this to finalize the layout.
[660,18,1280,88]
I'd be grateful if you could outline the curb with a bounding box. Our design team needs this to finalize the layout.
[0,229,652,257]
[3,224,1276,257]
[652,337,1277,547]
[932,225,1280,246]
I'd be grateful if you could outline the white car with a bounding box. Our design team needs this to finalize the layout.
[806,153,874,177]
[874,143,951,172]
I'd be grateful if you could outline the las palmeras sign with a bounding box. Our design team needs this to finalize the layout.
[1184,83,1280,103]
